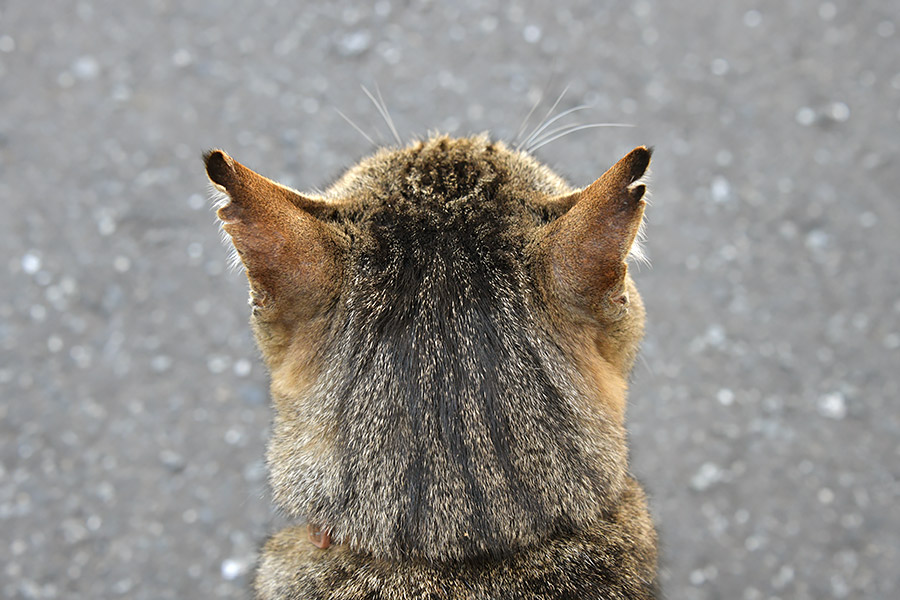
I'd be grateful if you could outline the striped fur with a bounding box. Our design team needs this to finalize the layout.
[207,135,658,598]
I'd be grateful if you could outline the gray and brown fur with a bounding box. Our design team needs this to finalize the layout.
[204,135,658,599]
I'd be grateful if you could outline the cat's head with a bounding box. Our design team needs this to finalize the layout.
[205,138,649,391]
[205,136,651,560]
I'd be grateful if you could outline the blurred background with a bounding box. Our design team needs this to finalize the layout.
[2,1,898,598]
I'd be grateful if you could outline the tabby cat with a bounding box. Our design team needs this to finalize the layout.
[204,134,658,599]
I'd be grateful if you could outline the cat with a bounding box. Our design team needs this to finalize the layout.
[204,133,658,599]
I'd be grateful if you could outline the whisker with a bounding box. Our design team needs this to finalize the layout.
[527,123,634,153]
[513,89,546,145]
[526,123,588,152]
[516,85,569,151]
[374,83,402,145]
[514,71,560,145]
[525,119,611,151]
[522,105,593,151]
[362,85,401,146]
[334,108,377,147]
[638,352,656,377]
[360,85,389,141]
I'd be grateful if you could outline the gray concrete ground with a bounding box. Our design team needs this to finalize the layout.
[2,1,899,598]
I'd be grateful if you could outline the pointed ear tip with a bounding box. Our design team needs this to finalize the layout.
[203,149,236,186]
[202,147,226,163]
[621,146,652,182]
[630,145,653,163]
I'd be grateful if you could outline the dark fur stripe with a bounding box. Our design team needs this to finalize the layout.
[305,146,621,560]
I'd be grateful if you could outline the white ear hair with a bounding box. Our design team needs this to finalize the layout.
[626,169,651,269]
[208,183,246,274]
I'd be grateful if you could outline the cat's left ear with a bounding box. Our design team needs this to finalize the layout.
[204,150,346,322]
[538,146,650,319]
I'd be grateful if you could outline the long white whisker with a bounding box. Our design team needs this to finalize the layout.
[360,85,388,141]
[639,352,656,377]
[374,83,402,145]
[526,123,590,150]
[527,123,635,153]
[334,108,377,146]
[526,118,619,151]
[514,72,559,144]
[362,85,401,146]
[530,122,635,150]
[522,105,593,151]
[516,85,569,151]
[514,90,545,145]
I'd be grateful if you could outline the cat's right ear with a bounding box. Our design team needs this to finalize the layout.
[537,146,650,320]
[204,149,346,322]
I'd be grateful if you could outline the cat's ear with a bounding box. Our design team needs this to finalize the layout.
[539,146,650,318]
[204,149,345,321]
